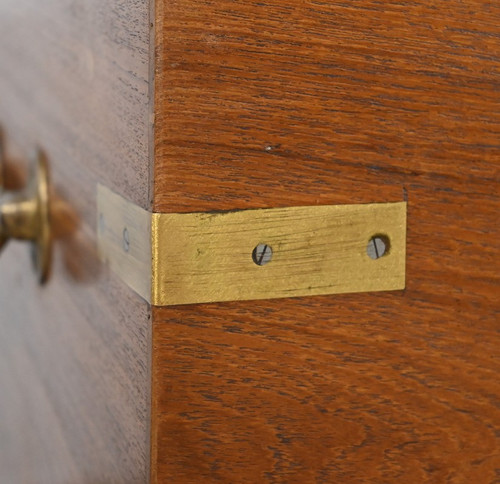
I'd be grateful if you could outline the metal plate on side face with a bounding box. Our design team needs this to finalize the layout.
[152,202,406,306]
[97,184,152,303]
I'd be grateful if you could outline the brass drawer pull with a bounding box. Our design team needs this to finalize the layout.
[0,133,52,283]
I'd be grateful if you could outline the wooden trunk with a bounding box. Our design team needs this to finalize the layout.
[0,1,499,483]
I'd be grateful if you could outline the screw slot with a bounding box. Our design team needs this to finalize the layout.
[252,243,273,266]
[367,235,390,260]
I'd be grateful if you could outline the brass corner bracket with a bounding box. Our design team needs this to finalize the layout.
[97,185,406,306]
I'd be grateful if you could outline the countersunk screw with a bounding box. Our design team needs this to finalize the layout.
[123,227,130,253]
[252,243,273,266]
[367,235,390,260]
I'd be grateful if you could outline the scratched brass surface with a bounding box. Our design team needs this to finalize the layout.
[152,202,406,306]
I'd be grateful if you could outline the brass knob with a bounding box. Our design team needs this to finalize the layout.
[0,135,52,283]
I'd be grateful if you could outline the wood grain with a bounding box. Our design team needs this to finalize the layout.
[152,0,500,482]
[0,1,152,483]
[154,0,499,214]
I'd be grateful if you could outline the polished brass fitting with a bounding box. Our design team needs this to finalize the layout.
[0,132,51,283]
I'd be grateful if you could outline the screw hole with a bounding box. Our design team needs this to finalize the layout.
[252,243,273,266]
[367,235,390,260]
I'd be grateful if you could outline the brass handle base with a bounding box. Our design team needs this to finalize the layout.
[0,146,52,284]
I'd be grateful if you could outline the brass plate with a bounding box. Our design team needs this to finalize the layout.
[152,202,406,306]
[97,185,151,302]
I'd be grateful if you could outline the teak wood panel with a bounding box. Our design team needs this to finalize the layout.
[152,0,500,482]
[0,1,151,482]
